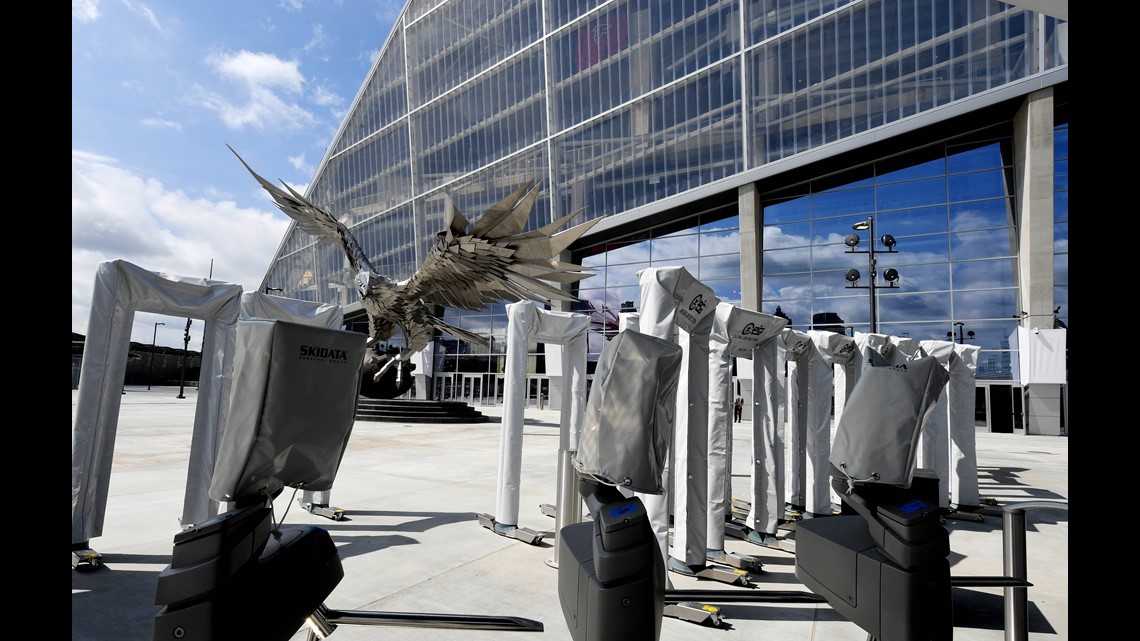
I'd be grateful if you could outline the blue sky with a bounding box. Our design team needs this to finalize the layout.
[72,0,404,349]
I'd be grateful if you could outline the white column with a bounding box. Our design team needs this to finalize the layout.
[707,305,787,548]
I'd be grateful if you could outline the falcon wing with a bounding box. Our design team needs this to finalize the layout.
[400,180,600,311]
[229,145,373,274]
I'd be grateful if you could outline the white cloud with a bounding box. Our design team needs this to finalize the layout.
[140,117,182,131]
[287,153,311,175]
[73,0,100,21]
[209,50,305,93]
[72,150,290,345]
[197,50,318,131]
[121,0,176,37]
[304,23,328,53]
[310,83,343,108]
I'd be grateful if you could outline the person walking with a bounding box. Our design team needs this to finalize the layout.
[733,394,743,423]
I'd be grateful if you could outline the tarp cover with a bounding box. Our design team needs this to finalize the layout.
[72,259,242,544]
[574,330,683,493]
[210,320,366,501]
[830,356,949,489]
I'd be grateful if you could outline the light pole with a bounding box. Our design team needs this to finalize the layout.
[844,216,899,333]
[148,322,165,390]
[177,318,192,399]
[948,321,974,344]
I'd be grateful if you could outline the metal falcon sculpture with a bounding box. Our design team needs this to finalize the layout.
[230,146,600,399]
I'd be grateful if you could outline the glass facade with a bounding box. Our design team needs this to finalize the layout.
[261,0,1067,385]
[758,127,1022,378]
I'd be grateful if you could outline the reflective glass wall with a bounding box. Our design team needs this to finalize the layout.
[760,124,1022,377]
[260,0,1067,379]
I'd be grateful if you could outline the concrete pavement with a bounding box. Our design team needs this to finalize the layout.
[72,386,1068,641]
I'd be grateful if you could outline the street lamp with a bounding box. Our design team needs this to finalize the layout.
[947,321,975,344]
[843,216,899,333]
[177,318,192,399]
[148,322,165,390]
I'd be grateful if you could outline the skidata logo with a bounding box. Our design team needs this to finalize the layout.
[740,322,766,337]
[299,345,350,364]
[688,294,708,315]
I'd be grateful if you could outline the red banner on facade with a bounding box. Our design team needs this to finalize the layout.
[577,12,628,71]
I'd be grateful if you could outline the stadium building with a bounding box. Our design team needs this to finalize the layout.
[257,0,1068,433]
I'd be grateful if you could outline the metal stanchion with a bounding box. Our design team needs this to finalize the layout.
[1001,501,1069,641]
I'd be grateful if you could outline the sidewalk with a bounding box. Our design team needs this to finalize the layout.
[72,386,1068,640]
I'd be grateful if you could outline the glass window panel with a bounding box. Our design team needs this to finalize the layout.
[1054,123,1068,158]
[651,233,699,261]
[763,300,810,330]
[811,269,855,297]
[812,213,891,245]
[764,221,812,248]
[814,164,875,192]
[949,198,1012,231]
[875,291,951,322]
[1054,222,1067,254]
[949,228,1016,261]
[887,233,948,265]
[763,246,811,275]
[876,151,947,184]
[810,186,875,217]
[811,294,868,327]
[950,289,1018,322]
[948,169,1009,202]
[700,214,739,232]
[1053,190,1067,221]
[762,273,813,300]
[650,257,699,275]
[946,141,1005,173]
[874,205,949,236]
[1054,253,1067,291]
[814,243,859,271]
[936,320,1017,351]
[605,239,652,265]
[951,258,1017,290]
[890,262,951,293]
[700,254,742,281]
[763,195,811,224]
[876,176,948,210]
[700,229,741,255]
[706,279,743,307]
[1053,158,1067,190]
[606,261,650,287]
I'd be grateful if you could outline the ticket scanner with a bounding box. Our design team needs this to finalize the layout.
[794,355,952,641]
[151,320,542,640]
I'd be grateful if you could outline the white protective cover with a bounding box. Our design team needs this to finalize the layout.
[830,356,950,488]
[707,304,786,548]
[1010,327,1067,384]
[781,329,813,509]
[72,260,242,545]
[854,332,895,374]
[633,266,718,571]
[916,339,958,507]
[574,330,683,492]
[210,320,366,501]
[496,302,589,527]
[950,343,982,507]
[807,331,858,514]
[239,291,343,507]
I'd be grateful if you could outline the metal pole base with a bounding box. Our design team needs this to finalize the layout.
[477,513,545,545]
[303,603,544,639]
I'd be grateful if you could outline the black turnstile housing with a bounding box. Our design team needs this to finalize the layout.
[558,488,665,641]
[153,503,344,641]
[795,470,952,641]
